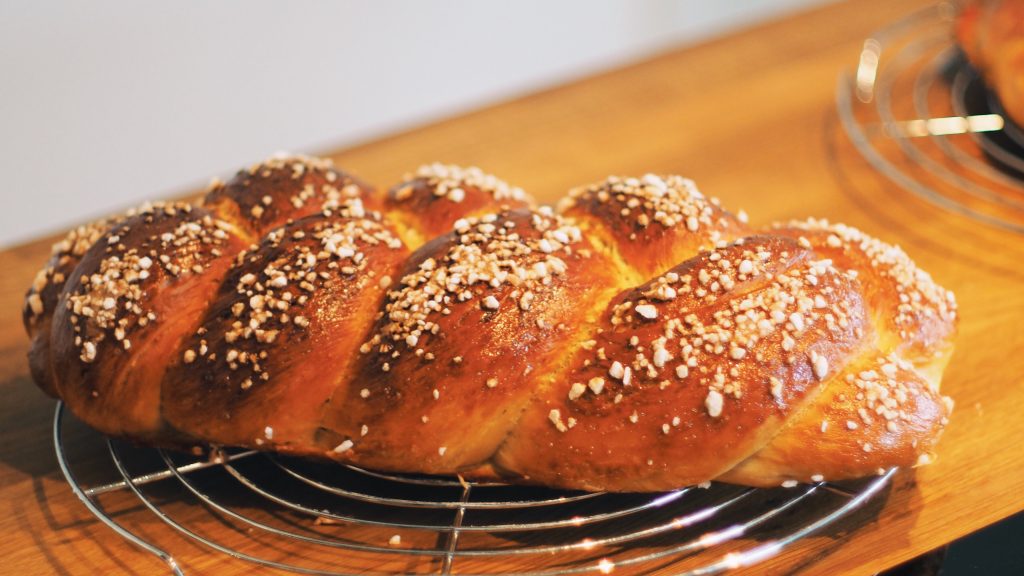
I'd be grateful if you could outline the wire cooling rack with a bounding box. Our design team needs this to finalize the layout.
[54,402,895,575]
[836,2,1024,234]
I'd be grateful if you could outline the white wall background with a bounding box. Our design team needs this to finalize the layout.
[0,0,827,247]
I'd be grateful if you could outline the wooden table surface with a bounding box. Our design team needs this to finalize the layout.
[4,0,1024,574]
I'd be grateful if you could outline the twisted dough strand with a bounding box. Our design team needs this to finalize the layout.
[24,154,956,491]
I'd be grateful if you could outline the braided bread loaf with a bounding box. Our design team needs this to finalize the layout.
[24,155,957,491]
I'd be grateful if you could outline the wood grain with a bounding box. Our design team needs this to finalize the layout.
[3,0,1022,574]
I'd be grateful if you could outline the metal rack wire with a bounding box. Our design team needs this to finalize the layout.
[54,402,895,575]
[836,2,1024,234]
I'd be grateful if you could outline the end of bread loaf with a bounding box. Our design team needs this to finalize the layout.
[718,352,953,486]
[49,202,250,442]
[495,234,871,490]
[775,219,958,362]
[24,218,118,397]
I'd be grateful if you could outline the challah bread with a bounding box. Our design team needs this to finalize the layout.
[956,0,1024,128]
[24,154,957,491]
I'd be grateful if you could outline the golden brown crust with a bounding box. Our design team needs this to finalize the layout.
[49,203,248,441]
[25,156,958,491]
[383,163,535,246]
[719,351,952,486]
[162,211,407,455]
[330,208,622,473]
[203,153,380,241]
[496,236,870,490]
[559,174,750,281]
[24,218,118,397]
[774,220,957,363]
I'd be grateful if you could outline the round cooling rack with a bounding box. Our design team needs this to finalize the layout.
[54,402,895,575]
[836,2,1024,234]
